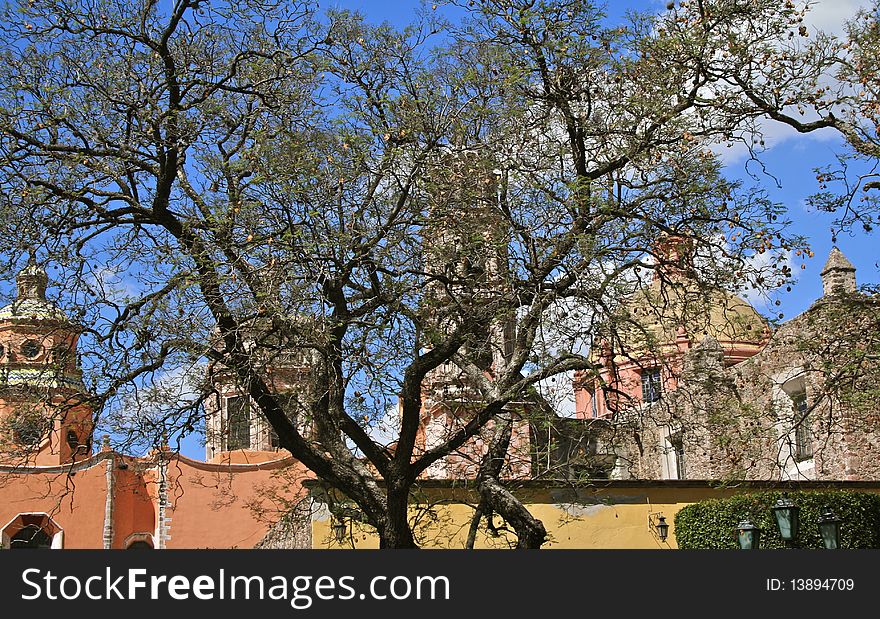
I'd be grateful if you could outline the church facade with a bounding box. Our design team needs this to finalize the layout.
[577,248,880,484]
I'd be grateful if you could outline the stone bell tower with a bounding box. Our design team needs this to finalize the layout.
[417,151,531,479]
[0,260,92,465]
[204,318,316,464]
[420,150,515,391]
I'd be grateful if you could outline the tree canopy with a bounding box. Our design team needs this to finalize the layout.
[0,0,873,548]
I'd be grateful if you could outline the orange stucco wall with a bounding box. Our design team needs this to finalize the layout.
[160,455,310,549]
[0,451,312,549]
[110,460,158,549]
[0,460,108,548]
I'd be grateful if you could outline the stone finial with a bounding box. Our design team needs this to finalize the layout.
[16,260,48,300]
[820,247,856,296]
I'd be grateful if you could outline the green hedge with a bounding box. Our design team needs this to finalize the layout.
[674,491,880,549]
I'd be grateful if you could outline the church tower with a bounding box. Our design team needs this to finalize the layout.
[203,320,316,464]
[0,260,92,465]
[417,150,532,479]
[421,150,515,392]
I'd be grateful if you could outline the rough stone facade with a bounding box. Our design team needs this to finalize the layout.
[254,500,312,549]
[609,250,880,482]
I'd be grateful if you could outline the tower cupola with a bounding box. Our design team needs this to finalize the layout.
[16,261,48,301]
[0,259,91,464]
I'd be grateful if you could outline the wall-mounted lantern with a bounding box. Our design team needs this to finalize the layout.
[648,512,669,543]
[332,518,347,545]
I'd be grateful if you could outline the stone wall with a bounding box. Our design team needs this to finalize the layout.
[615,291,880,482]
[255,500,312,549]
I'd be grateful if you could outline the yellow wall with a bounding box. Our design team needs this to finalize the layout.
[311,483,880,549]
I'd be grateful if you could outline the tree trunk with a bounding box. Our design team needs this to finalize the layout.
[379,479,419,549]
[465,503,485,549]
[472,413,547,549]
[479,477,547,549]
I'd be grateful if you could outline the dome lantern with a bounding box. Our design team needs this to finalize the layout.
[16,260,49,301]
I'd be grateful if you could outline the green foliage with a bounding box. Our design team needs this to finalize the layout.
[675,490,880,549]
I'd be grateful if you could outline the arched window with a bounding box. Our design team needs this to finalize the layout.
[660,427,686,480]
[791,392,813,461]
[122,532,154,549]
[1,513,63,549]
[10,413,47,446]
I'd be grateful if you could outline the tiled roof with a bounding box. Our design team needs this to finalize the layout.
[0,366,84,389]
[0,298,70,322]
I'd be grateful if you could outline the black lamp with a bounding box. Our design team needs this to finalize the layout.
[771,495,800,543]
[817,506,842,550]
[649,513,669,543]
[735,519,761,549]
[648,512,669,543]
[656,515,669,542]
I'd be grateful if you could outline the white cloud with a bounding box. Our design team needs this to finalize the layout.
[714,119,840,166]
[366,403,401,447]
[804,0,871,36]
[738,248,798,308]
[704,0,868,166]
[115,363,204,425]
[532,297,593,358]
[536,371,577,418]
